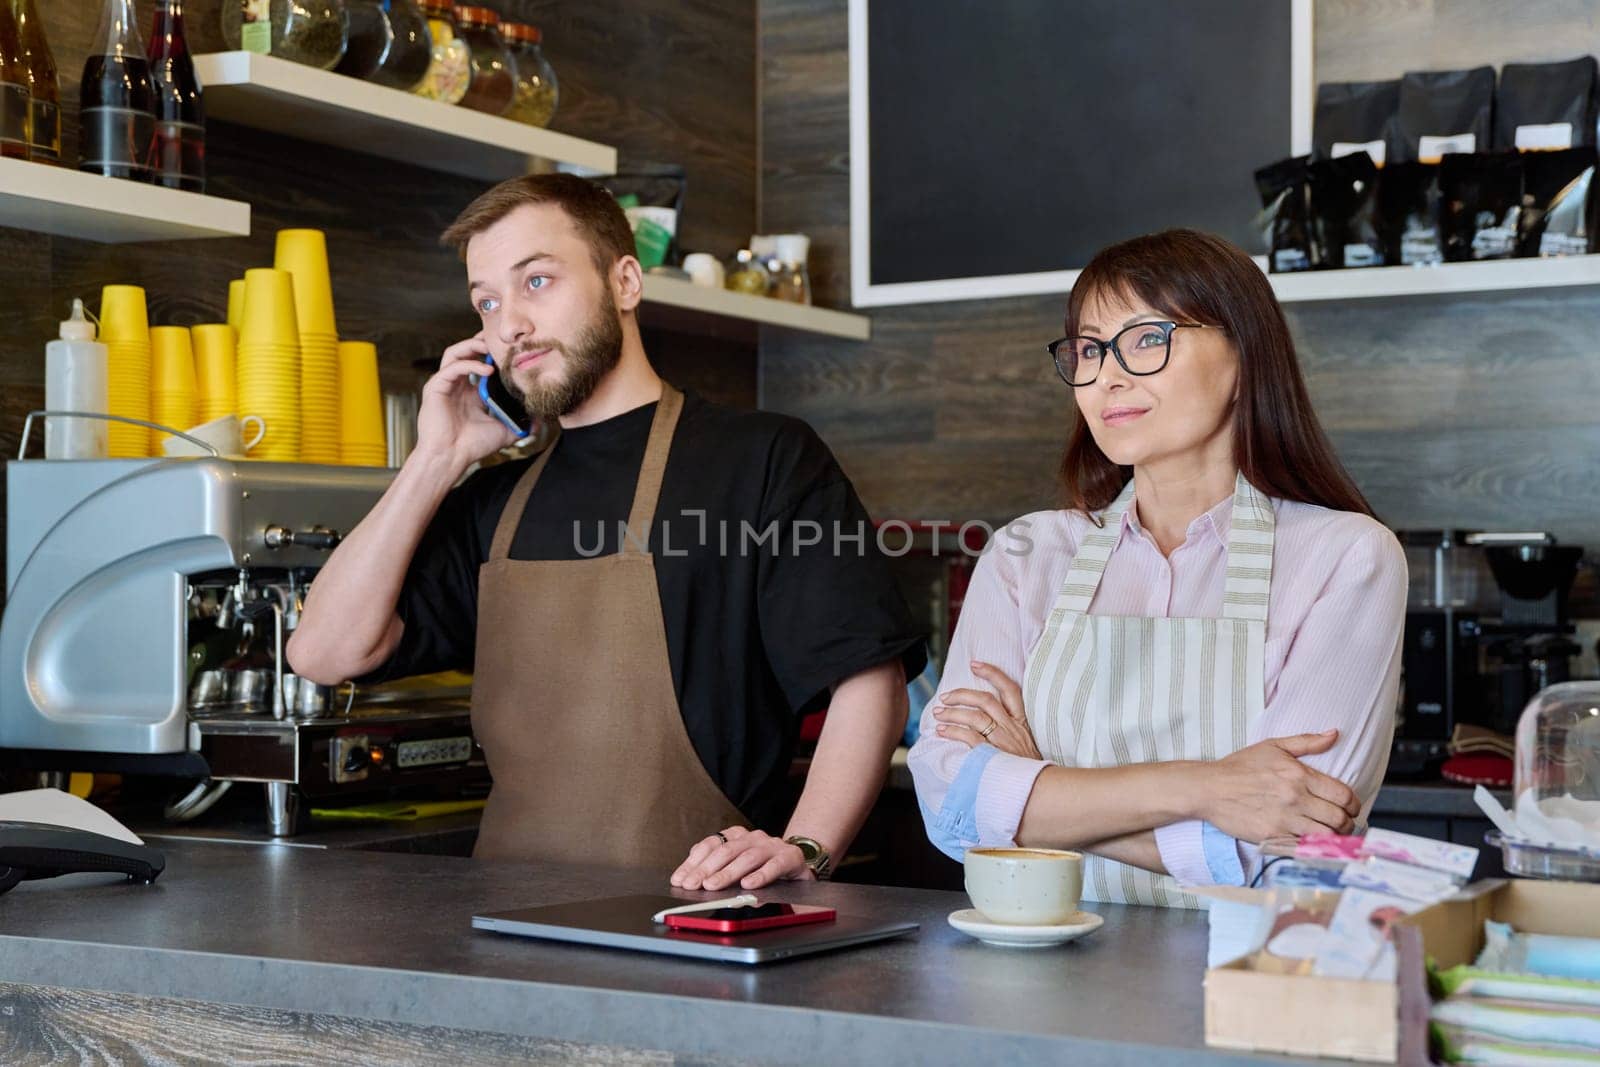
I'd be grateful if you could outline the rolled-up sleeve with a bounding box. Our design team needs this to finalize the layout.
[908,542,1051,861]
[1161,524,1407,887]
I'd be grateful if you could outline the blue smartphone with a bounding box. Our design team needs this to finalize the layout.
[470,355,534,440]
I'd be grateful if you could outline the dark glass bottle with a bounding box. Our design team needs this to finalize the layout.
[148,0,203,192]
[0,0,29,160]
[79,0,155,181]
[13,0,57,163]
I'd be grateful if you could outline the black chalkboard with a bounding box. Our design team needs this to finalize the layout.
[861,0,1297,291]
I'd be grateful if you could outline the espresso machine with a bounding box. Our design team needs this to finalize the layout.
[1394,530,1487,776]
[1,447,487,836]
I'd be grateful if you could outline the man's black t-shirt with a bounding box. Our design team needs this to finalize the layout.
[368,387,927,831]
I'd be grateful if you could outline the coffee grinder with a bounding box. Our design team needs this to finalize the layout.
[1469,533,1584,736]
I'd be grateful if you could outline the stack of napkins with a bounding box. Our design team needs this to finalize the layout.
[1432,922,1600,1065]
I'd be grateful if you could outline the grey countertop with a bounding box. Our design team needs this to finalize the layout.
[0,839,1324,1066]
[1373,782,1509,819]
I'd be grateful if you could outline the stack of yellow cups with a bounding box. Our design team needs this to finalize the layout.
[149,327,198,454]
[192,324,238,423]
[274,230,341,465]
[100,285,152,458]
[226,278,246,335]
[338,341,387,467]
[236,268,302,462]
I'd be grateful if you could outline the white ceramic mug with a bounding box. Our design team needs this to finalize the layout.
[163,414,267,459]
[964,847,1084,925]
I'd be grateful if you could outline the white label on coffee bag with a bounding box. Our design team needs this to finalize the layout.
[1540,232,1589,256]
[1344,243,1382,268]
[1515,122,1575,151]
[1273,248,1310,272]
[1332,139,1386,167]
[1418,133,1476,163]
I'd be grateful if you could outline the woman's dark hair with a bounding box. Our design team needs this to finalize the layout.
[1058,228,1375,519]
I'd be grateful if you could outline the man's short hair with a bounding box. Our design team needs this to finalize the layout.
[440,173,636,276]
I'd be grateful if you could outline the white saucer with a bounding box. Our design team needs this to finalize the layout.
[947,908,1104,948]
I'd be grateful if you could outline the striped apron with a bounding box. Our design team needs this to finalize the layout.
[1021,472,1276,908]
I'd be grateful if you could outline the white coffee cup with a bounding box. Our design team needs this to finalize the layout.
[964,847,1084,925]
[163,414,267,459]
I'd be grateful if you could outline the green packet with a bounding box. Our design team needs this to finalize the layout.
[1435,963,1600,1009]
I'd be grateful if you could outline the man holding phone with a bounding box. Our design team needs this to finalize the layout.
[287,174,924,891]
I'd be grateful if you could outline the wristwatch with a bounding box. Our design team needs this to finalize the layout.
[785,835,833,880]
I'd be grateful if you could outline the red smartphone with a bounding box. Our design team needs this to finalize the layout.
[663,902,837,934]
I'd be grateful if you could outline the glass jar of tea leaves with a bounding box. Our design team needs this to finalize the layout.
[222,0,350,71]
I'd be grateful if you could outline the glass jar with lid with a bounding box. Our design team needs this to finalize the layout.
[725,250,770,296]
[502,22,557,127]
[411,0,468,104]
[454,6,513,116]
[222,0,350,70]
[1493,681,1600,880]
[336,0,431,91]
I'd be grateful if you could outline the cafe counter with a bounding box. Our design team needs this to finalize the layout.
[0,839,1328,1066]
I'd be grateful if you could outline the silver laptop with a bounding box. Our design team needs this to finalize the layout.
[473,894,919,964]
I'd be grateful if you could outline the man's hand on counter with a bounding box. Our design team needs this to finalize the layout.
[669,826,817,892]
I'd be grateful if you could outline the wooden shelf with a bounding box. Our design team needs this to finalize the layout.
[192,51,617,181]
[641,275,871,340]
[1267,255,1600,302]
[0,157,251,243]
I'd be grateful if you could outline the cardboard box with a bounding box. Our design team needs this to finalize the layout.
[1204,955,1405,1062]
[1401,877,1600,969]
[1199,879,1600,1064]
[1198,885,1427,1064]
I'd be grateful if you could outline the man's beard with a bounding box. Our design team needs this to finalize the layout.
[502,289,624,421]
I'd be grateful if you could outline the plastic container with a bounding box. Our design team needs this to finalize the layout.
[454,6,513,115]
[412,0,468,104]
[1495,680,1600,881]
[45,300,110,460]
[502,22,556,127]
[221,0,349,70]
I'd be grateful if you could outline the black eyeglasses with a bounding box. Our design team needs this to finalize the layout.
[1046,321,1223,387]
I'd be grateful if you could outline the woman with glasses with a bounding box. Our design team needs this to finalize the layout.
[907,229,1405,907]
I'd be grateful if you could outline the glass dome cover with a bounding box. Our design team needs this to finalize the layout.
[1516,681,1600,816]
[1497,680,1600,879]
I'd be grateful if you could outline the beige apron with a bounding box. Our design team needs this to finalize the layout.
[470,384,747,866]
[1021,472,1275,908]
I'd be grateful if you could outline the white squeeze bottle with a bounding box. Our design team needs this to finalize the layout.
[45,299,110,459]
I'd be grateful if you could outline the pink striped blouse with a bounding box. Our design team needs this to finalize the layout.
[906,490,1408,886]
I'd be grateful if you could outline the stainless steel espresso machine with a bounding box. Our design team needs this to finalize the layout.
[1,453,487,836]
